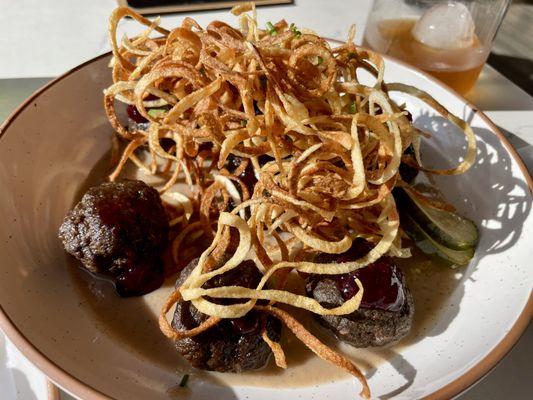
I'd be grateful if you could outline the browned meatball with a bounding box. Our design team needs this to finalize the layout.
[171,258,281,372]
[58,180,168,296]
[306,241,414,347]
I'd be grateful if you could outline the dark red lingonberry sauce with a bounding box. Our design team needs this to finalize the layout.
[126,104,148,123]
[336,258,405,312]
[239,163,257,194]
[198,142,214,153]
[226,154,258,195]
[114,262,164,297]
[231,312,260,335]
[225,154,241,173]
[316,240,406,312]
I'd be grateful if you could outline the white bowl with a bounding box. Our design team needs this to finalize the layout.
[0,53,531,400]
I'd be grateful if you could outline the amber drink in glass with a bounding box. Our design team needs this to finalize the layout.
[363,0,510,94]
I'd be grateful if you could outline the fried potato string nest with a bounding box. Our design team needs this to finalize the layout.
[104,3,476,398]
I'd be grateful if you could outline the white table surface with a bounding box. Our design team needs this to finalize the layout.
[0,1,531,399]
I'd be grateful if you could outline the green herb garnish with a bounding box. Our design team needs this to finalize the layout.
[266,22,277,36]
[290,23,302,38]
[179,374,190,388]
[317,56,324,65]
[147,108,167,118]
[241,119,248,127]
[348,52,357,59]
[349,101,356,114]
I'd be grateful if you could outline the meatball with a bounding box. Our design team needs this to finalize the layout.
[172,258,281,372]
[58,180,168,296]
[306,241,414,347]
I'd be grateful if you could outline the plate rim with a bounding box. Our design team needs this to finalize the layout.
[0,50,531,400]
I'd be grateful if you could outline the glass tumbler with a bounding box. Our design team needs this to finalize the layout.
[362,0,511,94]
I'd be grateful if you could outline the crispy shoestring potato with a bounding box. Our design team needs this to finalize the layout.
[104,3,477,397]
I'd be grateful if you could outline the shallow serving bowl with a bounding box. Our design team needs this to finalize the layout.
[0,52,531,400]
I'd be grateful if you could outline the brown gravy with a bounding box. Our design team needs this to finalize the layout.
[70,151,463,389]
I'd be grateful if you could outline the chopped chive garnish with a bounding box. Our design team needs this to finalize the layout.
[349,102,356,114]
[317,56,324,65]
[266,22,277,36]
[179,374,189,388]
[199,67,206,75]
[241,119,248,126]
[348,52,357,59]
[290,23,302,38]
[147,107,167,118]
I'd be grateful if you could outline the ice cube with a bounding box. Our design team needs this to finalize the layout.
[412,1,475,50]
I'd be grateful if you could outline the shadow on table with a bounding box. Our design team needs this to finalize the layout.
[0,333,39,400]
[488,53,533,97]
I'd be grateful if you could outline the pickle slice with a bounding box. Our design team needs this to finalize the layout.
[401,212,475,267]
[395,188,478,251]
